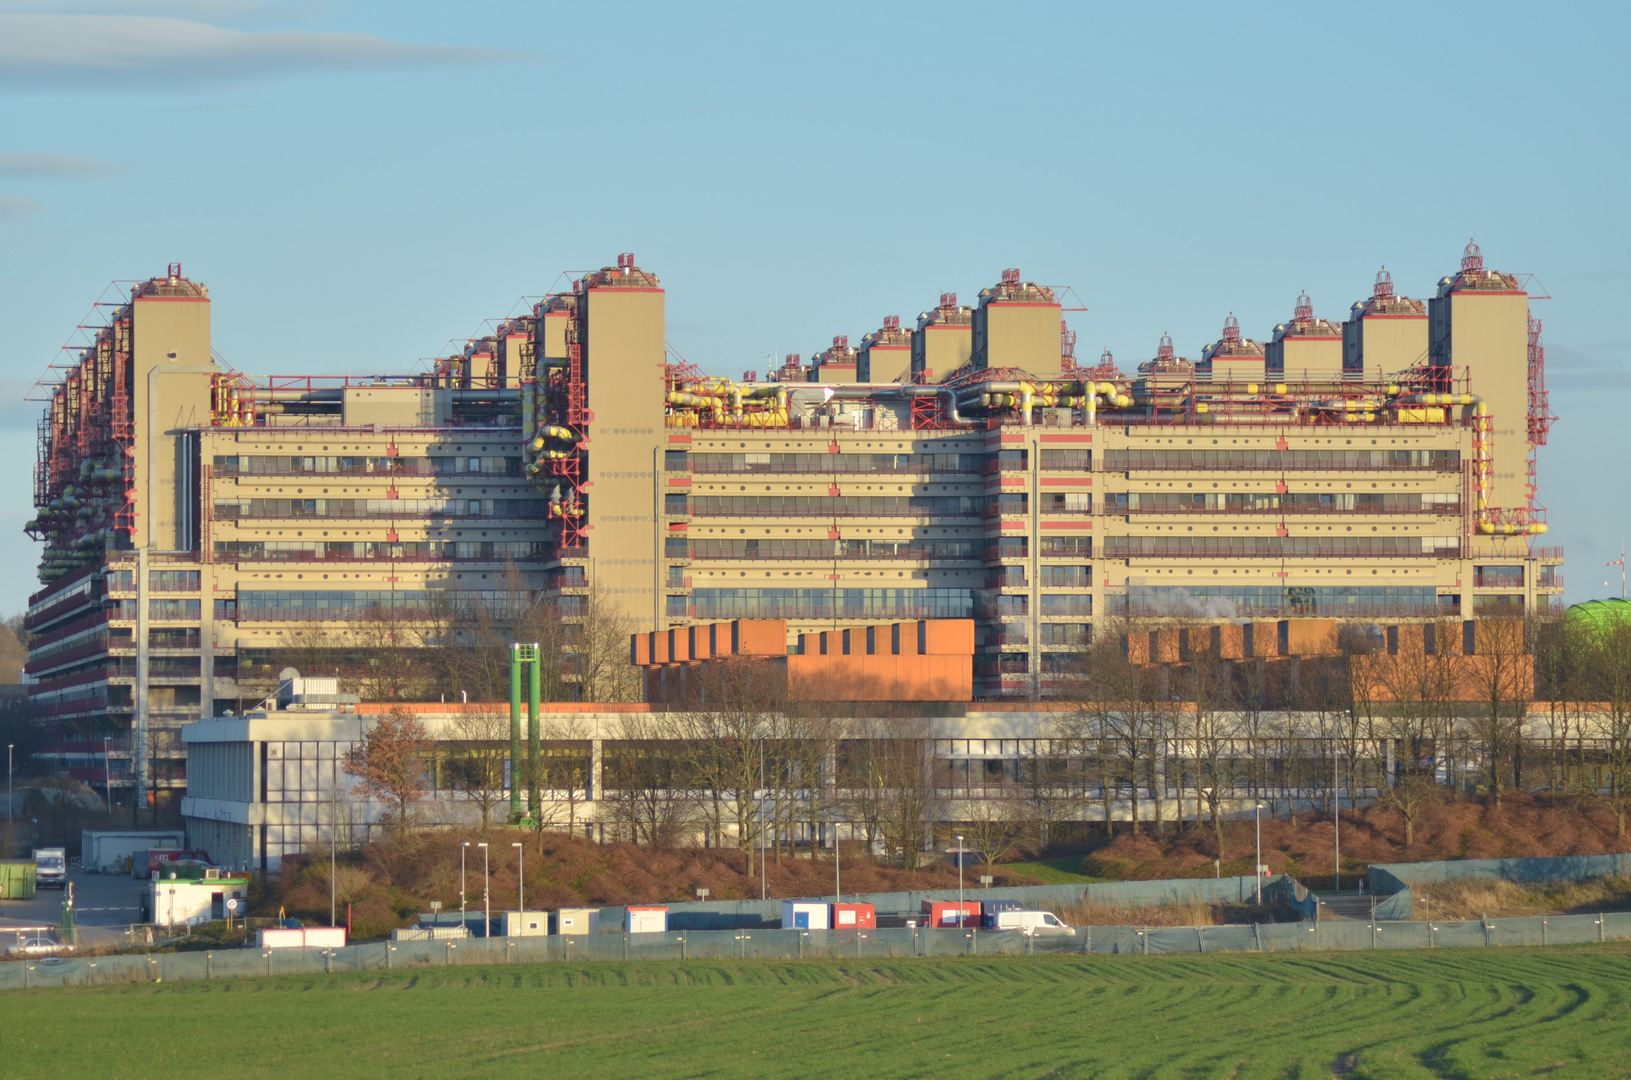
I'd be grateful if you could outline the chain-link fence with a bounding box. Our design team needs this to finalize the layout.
[4,910,1626,990]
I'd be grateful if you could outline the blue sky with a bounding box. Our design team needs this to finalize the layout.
[1,1,1627,614]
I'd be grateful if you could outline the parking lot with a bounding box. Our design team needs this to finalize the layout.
[1,868,149,950]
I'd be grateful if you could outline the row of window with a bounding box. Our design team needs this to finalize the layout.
[683,538,982,561]
[107,570,200,593]
[214,499,548,520]
[213,540,546,562]
[681,452,974,474]
[1124,585,1447,618]
[214,455,520,477]
[681,495,983,518]
[1103,536,1462,558]
[685,588,975,621]
[235,590,534,621]
[1110,492,1460,514]
[1102,449,1461,472]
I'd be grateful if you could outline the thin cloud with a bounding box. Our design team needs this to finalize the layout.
[0,152,119,177]
[0,195,43,221]
[0,1,334,23]
[0,14,513,90]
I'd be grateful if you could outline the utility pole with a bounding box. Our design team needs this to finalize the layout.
[1610,539,1627,599]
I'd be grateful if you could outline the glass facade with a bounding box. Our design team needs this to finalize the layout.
[689,588,974,620]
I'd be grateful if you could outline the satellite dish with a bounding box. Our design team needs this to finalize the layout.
[279,667,300,682]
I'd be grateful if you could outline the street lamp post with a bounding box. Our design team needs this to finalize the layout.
[7,743,13,830]
[1333,736,1342,893]
[1254,803,1265,905]
[512,841,524,917]
[477,842,489,937]
[460,841,469,928]
[955,833,965,928]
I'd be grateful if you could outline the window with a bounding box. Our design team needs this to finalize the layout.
[149,599,200,620]
[664,450,690,472]
[1474,566,1524,588]
[149,570,199,592]
[149,627,200,649]
[1039,535,1091,557]
[1039,449,1090,471]
[1040,623,1089,645]
[666,595,689,618]
[1039,565,1091,588]
[1039,594,1092,616]
[664,536,689,558]
[1041,492,1091,515]
[1473,594,1525,615]
[666,565,684,587]
[663,494,691,516]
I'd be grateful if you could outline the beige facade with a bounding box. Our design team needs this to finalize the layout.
[27,248,1567,795]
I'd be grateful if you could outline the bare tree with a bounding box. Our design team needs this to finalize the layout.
[571,580,642,702]
[602,714,693,848]
[845,715,942,871]
[343,706,431,830]
[443,710,510,829]
[662,657,784,872]
[961,794,1027,866]
[1464,618,1533,805]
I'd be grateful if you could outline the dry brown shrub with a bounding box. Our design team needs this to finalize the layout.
[265,829,1042,934]
[1074,793,1631,885]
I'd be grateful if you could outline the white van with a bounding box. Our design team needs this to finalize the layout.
[991,910,1075,936]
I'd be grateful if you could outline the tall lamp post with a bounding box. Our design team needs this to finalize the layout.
[512,841,524,916]
[1254,802,1265,905]
[7,743,13,830]
[460,841,470,928]
[1333,734,1342,892]
[477,842,490,937]
[955,833,965,927]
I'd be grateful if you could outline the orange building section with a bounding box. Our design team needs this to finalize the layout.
[1116,618,1534,704]
[631,619,974,703]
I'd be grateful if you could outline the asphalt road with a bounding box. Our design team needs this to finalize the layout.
[1,868,149,949]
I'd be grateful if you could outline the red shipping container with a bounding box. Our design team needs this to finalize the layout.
[921,900,979,928]
[831,903,876,929]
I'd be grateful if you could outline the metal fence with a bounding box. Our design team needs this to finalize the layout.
[4,911,1627,991]
[587,876,1299,932]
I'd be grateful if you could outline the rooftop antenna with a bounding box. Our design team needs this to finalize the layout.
[1222,313,1241,344]
[1156,333,1175,361]
[1293,291,1313,323]
[1374,268,1394,299]
[1461,239,1484,272]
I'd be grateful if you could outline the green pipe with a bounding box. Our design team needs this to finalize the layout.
[528,643,542,819]
[509,645,522,824]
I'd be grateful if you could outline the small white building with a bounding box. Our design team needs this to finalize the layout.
[147,870,250,928]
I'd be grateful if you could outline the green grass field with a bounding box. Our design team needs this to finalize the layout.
[1003,856,1109,884]
[6,948,1630,1078]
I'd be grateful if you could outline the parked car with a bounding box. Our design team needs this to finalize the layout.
[7,935,72,957]
[989,910,1075,936]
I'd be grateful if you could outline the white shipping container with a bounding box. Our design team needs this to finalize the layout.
[81,830,185,874]
[780,901,829,930]
[503,910,549,937]
[257,927,347,948]
[627,907,668,934]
